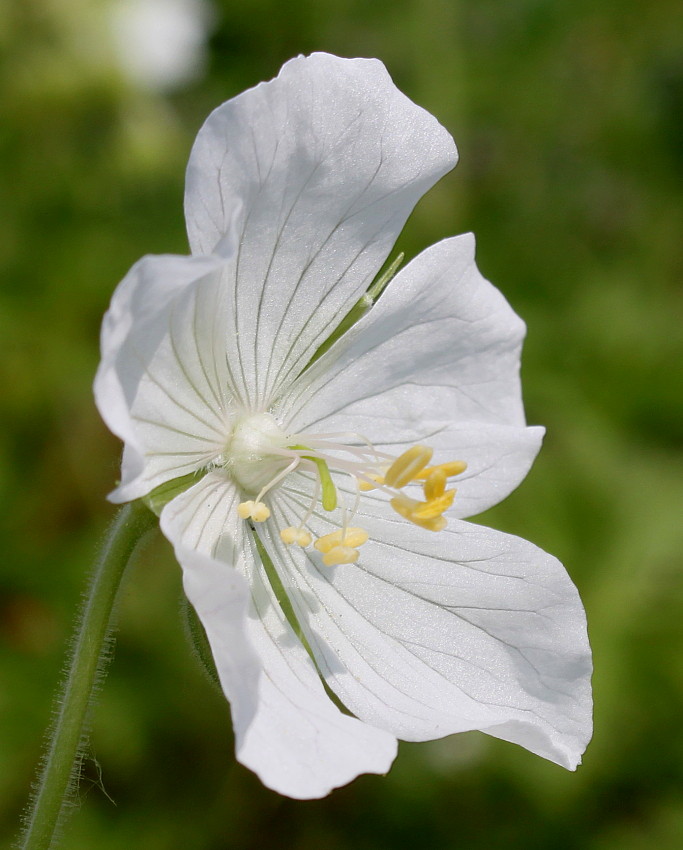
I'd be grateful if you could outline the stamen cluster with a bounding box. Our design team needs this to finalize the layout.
[367,446,466,533]
[235,427,466,567]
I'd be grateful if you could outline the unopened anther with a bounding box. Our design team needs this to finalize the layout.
[412,490,456,519]
[423,468,447,500]
[390,495,449,532]
[384,445,433,488]
[357,473,384,492]
[413,460,467,480]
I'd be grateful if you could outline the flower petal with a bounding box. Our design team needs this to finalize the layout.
[95,253,236,502]
[184,52,457,409]
[262,481,592,769]
[280,233,539,514]
[283,233,527,429]
[161,473,398,798]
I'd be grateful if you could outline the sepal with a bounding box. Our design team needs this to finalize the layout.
[179,593,222,692]
[142,471,207,516]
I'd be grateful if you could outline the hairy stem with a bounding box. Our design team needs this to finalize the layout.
[17,501,157,850]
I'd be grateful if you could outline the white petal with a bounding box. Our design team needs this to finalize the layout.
[169,544,261,729]
[184,52,457,409]
[95,254,236,502]
[429,423,544,519]
[232,549,398,798]
[262,482,592,770]
[161,474,397,798]
[283,232,527,429]
[279,233,537,514]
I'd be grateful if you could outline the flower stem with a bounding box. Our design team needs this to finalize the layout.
[17,500,157,850]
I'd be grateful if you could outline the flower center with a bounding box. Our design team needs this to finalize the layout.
[226,414,466,566]
[226,413,290,494]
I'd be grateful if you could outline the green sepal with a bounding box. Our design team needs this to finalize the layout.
[142,470,206,516]
[180,594,222,693]
[306,252,404,368]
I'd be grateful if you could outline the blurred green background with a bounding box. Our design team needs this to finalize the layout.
[2,0,682,847]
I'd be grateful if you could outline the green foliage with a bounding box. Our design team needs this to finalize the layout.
[1,0,682,847]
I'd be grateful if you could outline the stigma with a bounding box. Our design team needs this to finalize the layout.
[225,413,466,566]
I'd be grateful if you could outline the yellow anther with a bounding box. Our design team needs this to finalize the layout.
[280,527,312,546]
[237,500,270,522]
[384,445,433,488]
[413,460,467,480]
[358,473,385,492]
[237,500,255,519]
[390,495,449,532]
[322,545,360,566]
[314,527,369,554]
[280,527,297,544]
[411,490,456,519]
[390,493,419,519]
[251,502,270,522]
[417,515,448,532]
[423,468,447,500]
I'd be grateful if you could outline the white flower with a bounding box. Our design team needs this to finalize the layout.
[95,53,592,799]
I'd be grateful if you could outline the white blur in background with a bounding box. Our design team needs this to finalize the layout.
[109,0,216,91]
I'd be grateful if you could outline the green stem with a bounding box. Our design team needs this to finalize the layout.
[18,500,156,850]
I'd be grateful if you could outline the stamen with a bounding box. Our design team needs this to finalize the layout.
[291,431,393,464]
[314,527,369,553]
[278,462,321,548]
[295,463,321,527]
[315,524,369,566]
[230,416,464,551]
[413,460,467,480]
[250,502,271,522]
[237,501,254,519]
[423,468,447,500]
[390,494,447,532]
[340,487,361,535]
[358,473,385,492]
[322,545,360,566]
[237,500,271,522]
[411,490,456,519]
[280,527,312,546]
[384,445,433,488]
